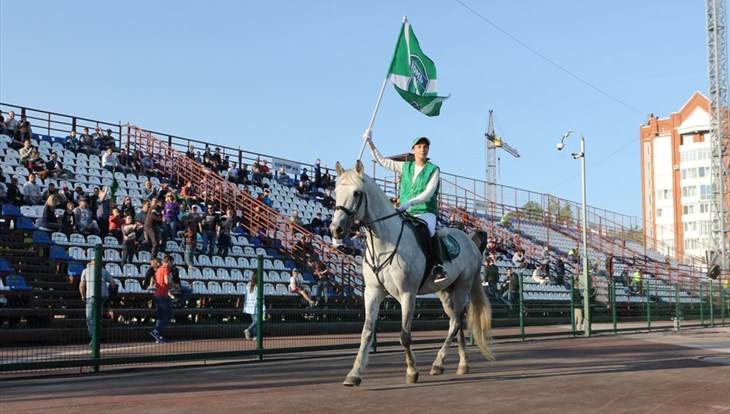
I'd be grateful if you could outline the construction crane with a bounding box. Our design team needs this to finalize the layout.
[485,110,520,216]
[705,0,729,279]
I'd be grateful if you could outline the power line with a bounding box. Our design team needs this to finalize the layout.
[454,0,648,116]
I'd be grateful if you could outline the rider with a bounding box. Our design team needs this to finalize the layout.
[365,130,447,283]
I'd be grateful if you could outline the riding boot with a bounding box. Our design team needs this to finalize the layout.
[431,234,447,282]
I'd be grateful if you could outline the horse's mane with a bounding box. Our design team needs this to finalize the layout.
[337,168,393,210]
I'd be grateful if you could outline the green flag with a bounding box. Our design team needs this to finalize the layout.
[110,175,119,198]
[387,19,449,117]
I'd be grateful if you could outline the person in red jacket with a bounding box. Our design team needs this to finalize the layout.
[150,255,178,343]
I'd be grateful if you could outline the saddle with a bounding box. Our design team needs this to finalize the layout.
[402,214,461,288]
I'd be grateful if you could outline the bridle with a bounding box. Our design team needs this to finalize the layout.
[333,187,407,278]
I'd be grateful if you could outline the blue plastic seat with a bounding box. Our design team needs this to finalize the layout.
[17,216,37,230]
[50,245,72,260]
[0,257,15,272]
[32,231,53,244]
[67,261,84,277]
[5,275,33,291]
[1,204,20,217]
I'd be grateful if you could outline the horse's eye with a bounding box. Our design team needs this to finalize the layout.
[353,190,362,197]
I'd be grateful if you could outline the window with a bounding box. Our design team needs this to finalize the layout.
[700,203,710,213]
[683,205,695,215]
[700,185,713,200]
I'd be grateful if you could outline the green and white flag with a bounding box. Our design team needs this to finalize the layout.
[387,19,449,117]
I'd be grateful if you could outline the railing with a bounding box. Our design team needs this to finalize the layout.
[124,126,363,293]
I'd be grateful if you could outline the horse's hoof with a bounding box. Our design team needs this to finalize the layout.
[430,365,444,376]
[405,371,419,384]
[343,376,362,386]
[456,365,470,375]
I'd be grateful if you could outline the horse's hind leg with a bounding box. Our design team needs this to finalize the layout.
[344,287,383,386]
[431,291,461,375]
[400,293,419,384]
[455,318,470,375]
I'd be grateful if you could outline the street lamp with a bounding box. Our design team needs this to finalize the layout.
[557,130,591,337]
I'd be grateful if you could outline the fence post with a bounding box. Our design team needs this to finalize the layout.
[610,276,617,334]
[518,271,525,340]
[645,279,651,331]
[722,286,726,326]
[709,280,715,328]
[569,275,576,336]
[673,283,681,331]
[91,244,103,372]
[700,284,704,326]
[256,254,264,359]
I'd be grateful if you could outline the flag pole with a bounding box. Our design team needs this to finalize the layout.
[357,16,408,161]
[357,77,388,160]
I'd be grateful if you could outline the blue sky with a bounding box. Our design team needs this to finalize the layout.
[0,1,710,220]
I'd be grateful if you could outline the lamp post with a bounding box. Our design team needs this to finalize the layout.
[557,130,591,337]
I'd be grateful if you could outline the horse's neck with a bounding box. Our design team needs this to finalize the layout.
[363,181,407,250]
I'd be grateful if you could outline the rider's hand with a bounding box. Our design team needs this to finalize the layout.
[397,202,411,212]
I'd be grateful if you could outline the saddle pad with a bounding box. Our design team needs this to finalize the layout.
[441,235,460,260]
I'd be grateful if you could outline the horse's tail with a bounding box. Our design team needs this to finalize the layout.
[468,267,495,361]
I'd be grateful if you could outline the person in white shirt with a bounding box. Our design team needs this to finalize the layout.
[79,259,117,339]
[22,173,43,205]
[101,148,116,171]
[289,268,315,307]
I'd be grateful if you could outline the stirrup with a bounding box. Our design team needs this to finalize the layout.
[432,265,447,282]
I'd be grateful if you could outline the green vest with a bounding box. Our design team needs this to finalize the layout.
[399,161,439,215]
[632,270,641,282]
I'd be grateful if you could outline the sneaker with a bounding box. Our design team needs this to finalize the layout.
[432,265,448,282]
[150,329,162,342]
[244,329,251,340]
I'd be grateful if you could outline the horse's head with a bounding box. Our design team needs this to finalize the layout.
[330,160,367,239]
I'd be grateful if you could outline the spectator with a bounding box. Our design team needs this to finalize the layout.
[22,173,43,205]
[631,268,643,295]
[321,188,335,210]
[101,148,116,172]
[216,208,234,257]
[12,121,33,147]
[120,214,138,266]
[64,129,80,152]
[6,177,23,206]
[308,257,331,307]
[101,129,115,150]
[108,207,124,243]
[38,194,61,231]
[482,257,500,300]
[150,255,177,344]
[501,268,520,311]
[512,249,526,270]
[259,159,272,178]
[120,196,135,218]
[141,180,156,200]
[532,266,551,285]
[162,193,181,241]
[259,189,273,208]
[289,268,315,307]
[211,147,222,167]
[350,230,365,256]
[309,212,325,235]
[18,139,33,164]
[313,158,322,188]
[0,174,7,204]
[73,197,100,235]
[180,180,198,207]
[276,167,294,187]
[290,209,304,227]
[61,201,75,235]
[227,162,239,184]
[200,203,218,257]
[41,182,59,202]
[238,163,250,185]
[72,186,85,204]
[3,110,19,135]
[144,198,164,257]
[243,276,264,341]
[45,152,65,178]
[220,155,230,172]
[96,187,112,238]
[58,186,73,205]
[79,259,117,341]
[555,256,567,287]
[142,257,160,290]
[185,144,195,159]
[78,127,98,155]
[140,154,156,176]
[27,150,50,180]
[250,165,263,187]
[182,213,199,270]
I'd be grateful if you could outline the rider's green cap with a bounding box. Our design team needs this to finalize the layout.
[411,136,431,148]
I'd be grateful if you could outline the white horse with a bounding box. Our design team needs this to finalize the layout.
[331,161,493,386]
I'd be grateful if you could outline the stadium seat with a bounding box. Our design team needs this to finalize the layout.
[87,235,103,246]
[16,216,37,230]
[236,282,247,295]
[104,249,122,263]
[230,269,244,281]
[263,283,276,296]
[104,236,121,248]
[68,246,88,260]
[50,245,72,260]
[222,281,237,295]
[0,257,16,272]
[208,281,223,295]
[122,264,139,277]
[275,283,289,295]
[224,256,238,268]
[5,275,33,291]
[125,278,143,293]
[202,267,217,280]
[192,280,207,294]
[32,231,53,244]
[217,268,231,280]
[67,261,84,277]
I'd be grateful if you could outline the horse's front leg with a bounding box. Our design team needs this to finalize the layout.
[344,286,384,386]
[400,293,419,384]
[431,291,461,375]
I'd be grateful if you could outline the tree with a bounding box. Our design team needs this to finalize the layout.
[558,202,574,226]
[519,200,544,222]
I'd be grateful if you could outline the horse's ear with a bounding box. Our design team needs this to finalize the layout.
[355,160,364,175]
[335,162,344,177]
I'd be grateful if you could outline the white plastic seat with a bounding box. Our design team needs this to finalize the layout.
[125,278,143,293]
[224,257,238,268]
[123,263,139,276]
[217,268,231,281]
[52,232,69,245]
[105,263,123,277]
[211,255,225,266]
[230,269,244,281]
[104,236,120,248]
[208,281,223,295]
[188,267,203,280]
[202,267,217,280]
[222,281,237,295]
[192,280,208,294]
[104,249,121,263]
[87,235,103,246]
[236,282,247,295]
[69,246,87,260]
